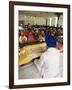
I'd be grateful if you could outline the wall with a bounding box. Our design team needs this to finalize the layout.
[19,13,63,26]
[0,0,71,90]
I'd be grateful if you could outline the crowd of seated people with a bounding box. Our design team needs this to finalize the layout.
[19,24,63,46]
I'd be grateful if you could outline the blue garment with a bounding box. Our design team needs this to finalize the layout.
[45,34,56,47]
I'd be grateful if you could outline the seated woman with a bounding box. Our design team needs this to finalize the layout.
[27,31,35,41]
[19,30,27,43]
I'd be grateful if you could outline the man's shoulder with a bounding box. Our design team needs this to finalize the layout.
[41,48,60,57]
[46,48,60,55]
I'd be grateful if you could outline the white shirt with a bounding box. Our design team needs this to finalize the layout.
[34,48,62,78]
[19,36,27,43]
[59,51,63,77]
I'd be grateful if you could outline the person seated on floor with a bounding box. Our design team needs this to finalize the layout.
[34,36,63,78]
[56,36,63,77]
[19,30,27,43]
[27,31,35,41]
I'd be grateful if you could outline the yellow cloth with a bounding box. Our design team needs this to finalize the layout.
[19,43,47,65]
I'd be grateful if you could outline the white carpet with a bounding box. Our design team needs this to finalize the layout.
[19,61,42,79]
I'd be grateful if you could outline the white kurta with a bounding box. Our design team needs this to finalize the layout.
[34,48,63,78]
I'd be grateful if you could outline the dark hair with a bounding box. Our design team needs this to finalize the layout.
[57,36,63,44]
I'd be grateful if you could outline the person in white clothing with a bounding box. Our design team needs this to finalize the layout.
[56,36,63,77]
[34,36,63,78]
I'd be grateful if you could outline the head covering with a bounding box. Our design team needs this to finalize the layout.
[56,36,63,44]
[45,34,56,47]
